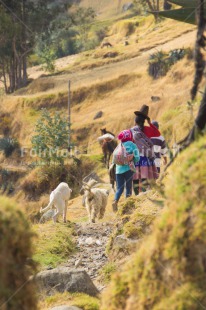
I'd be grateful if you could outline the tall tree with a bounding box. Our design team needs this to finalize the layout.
[134,0,172,19]
[0,0,73,93]
[72,7,96,51]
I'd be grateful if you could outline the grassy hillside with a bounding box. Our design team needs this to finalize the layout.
[0,15,198,212]
[0,17,196,147]
[101,136,206,310]
[1,6,206,310]
[79,0,130,19]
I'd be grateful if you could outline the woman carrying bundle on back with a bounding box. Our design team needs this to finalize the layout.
[112,129,140,212]
[131,105,159,195]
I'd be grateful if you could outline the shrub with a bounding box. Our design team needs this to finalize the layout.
[0,197,37,309]
[38,45,56,73]
[148,51,169,79]
[21,157,96,200]
[0,168,25,195]
[31,109,69,165]
[148,49,188,79]
[95,27,108,41]
[0,113,12,136]
[0,137,19,157]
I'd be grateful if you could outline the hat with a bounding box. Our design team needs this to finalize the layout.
[151,120,159,129]
[118,129,133,142]
[134,105,149,119]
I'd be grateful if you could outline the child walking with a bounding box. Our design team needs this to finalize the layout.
[112,130,140,212]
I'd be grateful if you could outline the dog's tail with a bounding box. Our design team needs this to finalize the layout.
[40,197,54,214]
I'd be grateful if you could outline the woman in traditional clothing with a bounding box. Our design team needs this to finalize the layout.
[131,105,159,195]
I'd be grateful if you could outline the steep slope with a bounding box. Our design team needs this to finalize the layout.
[0,13,199,206]
[0,18,196,151]
[101,136,206,310]
[79,0,130,19]
[1,8,206,310]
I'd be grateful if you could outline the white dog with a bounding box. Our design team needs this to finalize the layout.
[40,182,72,223]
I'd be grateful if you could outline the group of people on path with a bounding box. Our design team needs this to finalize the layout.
[111,105,167,212]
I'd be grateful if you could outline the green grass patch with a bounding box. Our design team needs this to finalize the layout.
[123,212,155,239]
[40,292,100,310]
[118,197,136,216]
[33,222,75,269]
[99,262,117,284]
[86,153,104,163]
[161,108,180,123]
[160,105,193,144]
[73,216,88,223]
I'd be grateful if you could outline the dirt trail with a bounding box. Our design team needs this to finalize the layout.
[64,222,114,291]
[26,30,196,95]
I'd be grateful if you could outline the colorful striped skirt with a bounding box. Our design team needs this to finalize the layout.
[133,156,158,180]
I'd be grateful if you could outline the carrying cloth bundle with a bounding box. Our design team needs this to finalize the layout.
[131,126,155,159]
[97,133,115,142]
[113,142,134,165]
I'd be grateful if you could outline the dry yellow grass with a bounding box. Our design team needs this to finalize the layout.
[79,0,129,19]
[0,55,198,151]
[24,16,195,89]
[0,15,200,218]
[0,11,202,310]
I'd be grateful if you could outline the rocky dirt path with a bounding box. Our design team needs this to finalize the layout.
[64,222,114,291]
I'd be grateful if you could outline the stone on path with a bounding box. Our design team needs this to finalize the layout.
[75,257,83,268]
[35,267,99,296]
[85,237,95,245]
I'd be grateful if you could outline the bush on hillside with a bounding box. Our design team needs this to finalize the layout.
[0,113,12,136]
[72,7,96,53]
[0,197,37,309]
[31,109,69,165]
[0,137,19,157]
[20,156,96,201]
[0,168,26,195]
[101,137,206,309]
[95,27,108,42]
[148,48,189,79]
[132,0,146,15]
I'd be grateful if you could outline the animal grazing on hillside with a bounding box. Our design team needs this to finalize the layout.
[151,96,161,102]
[40,182,72,223]
[101,42,113,48]
[80,179,110,223]
[100,128,117,168]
